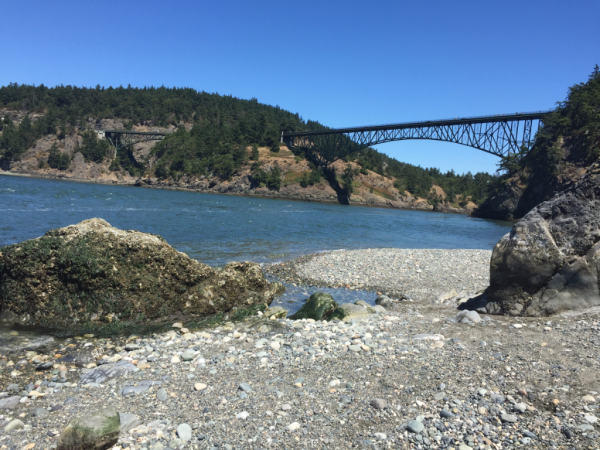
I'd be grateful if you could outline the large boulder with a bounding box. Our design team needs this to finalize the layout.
[0,219,278,331]
[487,161,600,316]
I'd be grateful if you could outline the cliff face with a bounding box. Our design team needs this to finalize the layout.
[474,67,600,221]
[473,136,589,220]
[0,112,474,214]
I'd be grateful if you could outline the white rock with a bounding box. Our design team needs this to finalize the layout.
[270,342,280,351]
[286,422,301,431]
[584,414,597,424]
[236,411,249,420]
[171,355,180,364]
[329,379,340,387]
[194,383,207,391]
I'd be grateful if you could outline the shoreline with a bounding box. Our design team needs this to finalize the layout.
[0,170,476,216]
[265,248,492,303]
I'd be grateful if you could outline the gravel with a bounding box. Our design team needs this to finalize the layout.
[1,249,600,449]
[266,248,491,301]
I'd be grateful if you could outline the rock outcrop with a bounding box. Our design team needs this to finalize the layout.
[0,218,278,331]
[486,161,600,316]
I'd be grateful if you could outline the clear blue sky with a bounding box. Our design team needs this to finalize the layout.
[2,0,598,174]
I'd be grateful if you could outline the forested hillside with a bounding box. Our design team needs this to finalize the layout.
[0,83,497,207]
[474,65,600,219]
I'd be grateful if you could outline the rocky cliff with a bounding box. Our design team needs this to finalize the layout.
[486,160,600,316]
[474,66,600,220]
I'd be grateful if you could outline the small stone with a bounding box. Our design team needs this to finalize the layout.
[584,414,598,424]
[281,404,292,411]
[239,382,252,392]
[194,383,207,391]
[329,379,340,387]
[33,407,49,417]
[407,419,424,433]
[180,350,195,361]
[156,388,168,401]
[286,422,301,431]
[582,395,596,403]
[171,355,180,364]
[370,399,387,410]
[440,409,455,418]
[172,322,183,328]
[270,342,280,351]
[176,423,192,442]
[500,413,517,423]
[513,403,527,413]
[4,419,25,432]
[236,411,249,420]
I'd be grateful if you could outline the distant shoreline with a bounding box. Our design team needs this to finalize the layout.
[0,170,476,216]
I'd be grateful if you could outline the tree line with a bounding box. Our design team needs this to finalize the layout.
[0,83,499,203]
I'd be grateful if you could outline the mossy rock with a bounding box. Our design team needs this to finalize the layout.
[329,303,374,323]
[57,407,120,450]
[0,219,278,333]
[289,292,337,320]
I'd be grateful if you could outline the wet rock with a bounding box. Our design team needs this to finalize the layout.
[289,292,337,321]
[57,407,120,450]
[487,161,600,316]
[0,218,277,331]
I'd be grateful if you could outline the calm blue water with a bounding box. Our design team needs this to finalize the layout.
[0,175,511,266]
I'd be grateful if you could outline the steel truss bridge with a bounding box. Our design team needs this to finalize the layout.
[281,111,551,166]
[103,130,168,153]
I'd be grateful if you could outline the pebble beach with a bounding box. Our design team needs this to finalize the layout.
[266,249,492,302]
[1,249,599,450]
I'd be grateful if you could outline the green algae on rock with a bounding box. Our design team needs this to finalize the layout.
[289,292,337,321]
[0,218,278,332]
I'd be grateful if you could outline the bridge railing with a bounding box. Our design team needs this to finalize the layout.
[283,109,554,136]
[337,110,554,130]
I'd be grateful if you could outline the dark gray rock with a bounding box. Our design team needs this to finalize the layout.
[487,161,600,316]
[440,409,455,418]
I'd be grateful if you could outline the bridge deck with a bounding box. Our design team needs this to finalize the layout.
[283,110,551,137]
[104,130,168,136]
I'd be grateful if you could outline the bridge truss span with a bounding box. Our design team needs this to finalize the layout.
[103,130,168,153]
[282,111,551,166]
